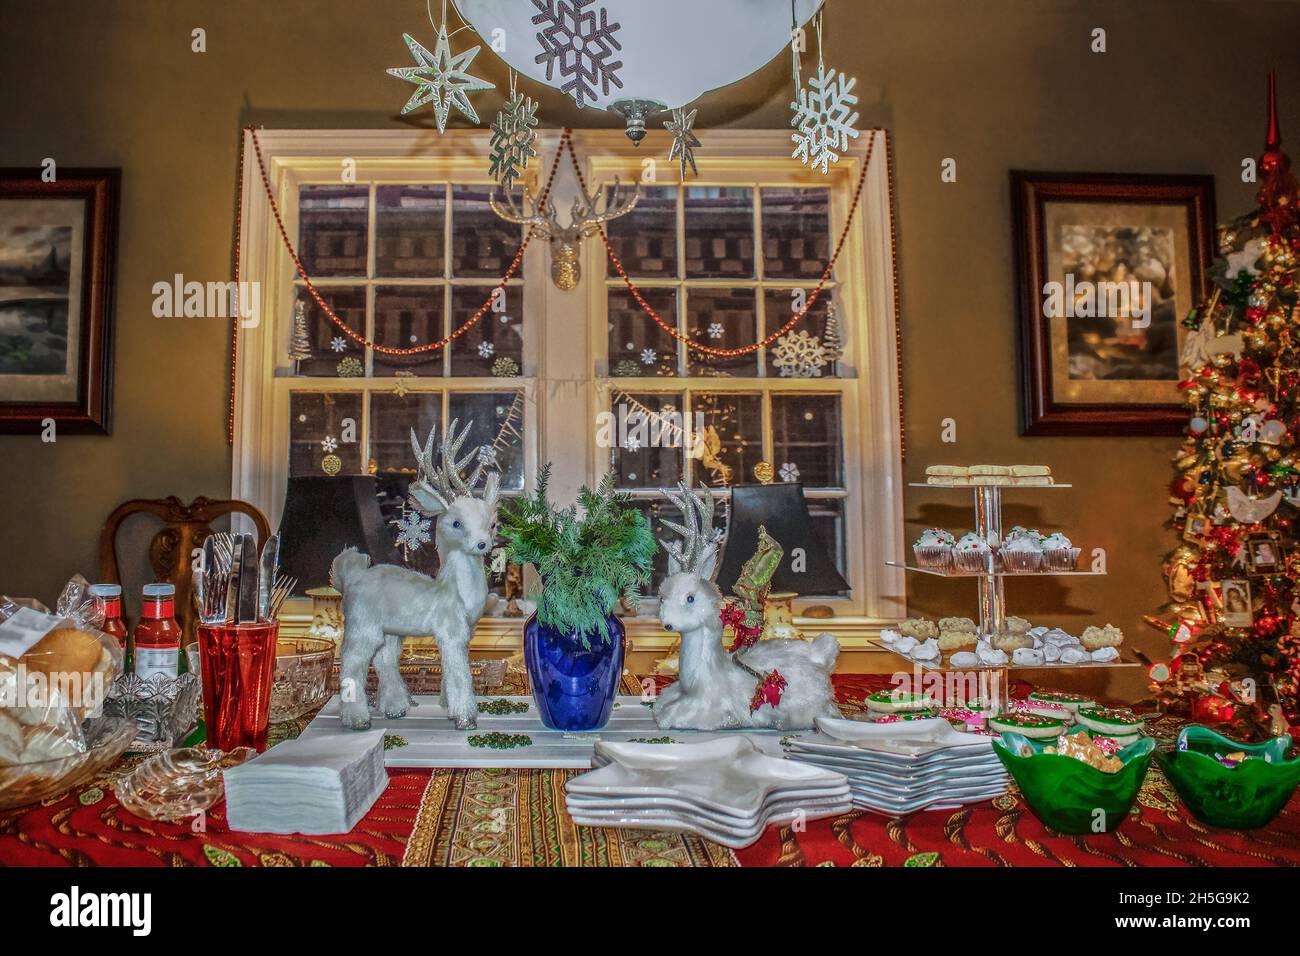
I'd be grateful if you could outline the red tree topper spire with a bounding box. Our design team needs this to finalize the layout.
[1258,70,1299,234]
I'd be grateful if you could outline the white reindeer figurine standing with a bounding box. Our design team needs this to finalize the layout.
[332,420,499,731]
[653,483,842,731]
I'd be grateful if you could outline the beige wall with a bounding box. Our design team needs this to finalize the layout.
[2,0,1298,697]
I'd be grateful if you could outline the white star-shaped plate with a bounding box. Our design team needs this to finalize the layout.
[568,736,846,818]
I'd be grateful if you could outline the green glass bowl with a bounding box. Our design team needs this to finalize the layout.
[993,732,1154,834]
[1156,726,1300,829]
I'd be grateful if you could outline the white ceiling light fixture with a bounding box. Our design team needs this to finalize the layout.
[452,0,826,142]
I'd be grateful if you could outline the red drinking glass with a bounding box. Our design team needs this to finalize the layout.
[195,620,280,752]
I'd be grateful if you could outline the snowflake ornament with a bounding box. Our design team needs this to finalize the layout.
[790,64,860,174]
[664,107,701,179]
[321,436,339,453]
[771,330,829,378]
[387,27,495,133]
[492,355,520,377]
[478,341,496,358]
[532,0,623,109]
[779,462,800,483]
[477,445,500,470]
[707,322,724,340]
[330,336,348,353]
[488,90,539,189]
[395,509,433,552]
[640,348,657,366]
[625,435,642,452]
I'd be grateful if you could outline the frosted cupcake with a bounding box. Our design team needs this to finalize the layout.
[999,534,1043,573]
[1041,531,1080,571]
[912,527,955,569]
[952,532,992,573]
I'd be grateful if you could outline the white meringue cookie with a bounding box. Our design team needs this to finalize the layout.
[975,640,1008,665]
[893,635,918,653]
[909,638,941,662]
[1042,628,1080,646]
[1012,647,1045,666]
[880,628,902,645]
[1058,645,1089,664]
[1042,641,1062,662]
[949,651,980,668]
[1090,646,1119,662]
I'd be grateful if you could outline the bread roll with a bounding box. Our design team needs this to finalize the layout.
[22,627,106,677]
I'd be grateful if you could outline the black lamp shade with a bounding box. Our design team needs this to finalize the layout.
[278,476,402,594]
[715,482,851,597]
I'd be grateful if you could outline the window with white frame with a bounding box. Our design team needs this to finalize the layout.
[596,182,851,593]
[283,179,530,577]
[233,129,904,630]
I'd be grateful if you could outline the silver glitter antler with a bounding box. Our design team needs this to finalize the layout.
[661,482,721,576]
[411,418,480,502]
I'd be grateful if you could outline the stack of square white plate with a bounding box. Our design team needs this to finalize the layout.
[784,716,1008,815]
[565,736,851,849]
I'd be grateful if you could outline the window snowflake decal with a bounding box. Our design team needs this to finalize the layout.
[790,64,860,174]
[771,330,829,378]
[531,0,624,109]
[394,509,433,552]
[321,436,339,452]
[779,462,801,483]
[330,336,348,353]
[639,348,657,365]
[478,341,496,358]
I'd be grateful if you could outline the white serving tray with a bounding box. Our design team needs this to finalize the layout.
[299,694,795,769]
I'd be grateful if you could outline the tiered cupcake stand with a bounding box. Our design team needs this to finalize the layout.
[873,478,1138,709]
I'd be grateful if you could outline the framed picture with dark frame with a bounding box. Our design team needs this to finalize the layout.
[0,168,119,434]
[1246,533,1282,572]
[1011,171,1215,436]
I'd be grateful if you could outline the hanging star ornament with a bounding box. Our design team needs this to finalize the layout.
[386,27,495,133]
[664,107,701,179]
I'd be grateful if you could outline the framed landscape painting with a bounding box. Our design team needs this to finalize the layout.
[1011,171,1215,436]
[0,169,119,434]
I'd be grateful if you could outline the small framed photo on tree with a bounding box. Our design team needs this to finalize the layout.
[1217,579,1254,628]
[1183,513,1210,542]
[1246,534,1283,572]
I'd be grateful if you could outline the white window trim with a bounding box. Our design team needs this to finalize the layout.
[233,128,905,644]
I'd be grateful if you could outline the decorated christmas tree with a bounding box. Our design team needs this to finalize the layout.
[1154,74,1300,737]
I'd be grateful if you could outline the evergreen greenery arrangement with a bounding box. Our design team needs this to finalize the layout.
[499,465,657,645]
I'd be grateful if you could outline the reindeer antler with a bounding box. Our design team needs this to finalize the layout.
[574,177,640,237]
[410,419,480,504]
[661,482,721,576]
[489,185,557,240]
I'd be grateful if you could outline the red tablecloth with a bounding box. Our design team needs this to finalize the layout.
[3,675,1298,867]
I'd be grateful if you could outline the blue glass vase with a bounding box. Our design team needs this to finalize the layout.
[523,611,625,731]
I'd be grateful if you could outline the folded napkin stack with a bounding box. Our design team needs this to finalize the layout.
[224,730,388,835]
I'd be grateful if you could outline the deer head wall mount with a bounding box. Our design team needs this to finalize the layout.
[490,179,639,291]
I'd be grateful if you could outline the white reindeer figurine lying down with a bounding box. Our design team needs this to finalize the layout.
[653,483,842,731]
[332,421,499,731]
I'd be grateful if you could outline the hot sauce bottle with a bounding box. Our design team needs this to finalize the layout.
[133,583,181,680]
[88,583,130,666]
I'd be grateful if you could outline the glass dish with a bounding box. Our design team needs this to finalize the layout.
[993,731,1155,834]
[114,746,255,823]
[270,637,334,721]
[103,672,202,751]
[0,713,136,811]
[1157,726,1300,829]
